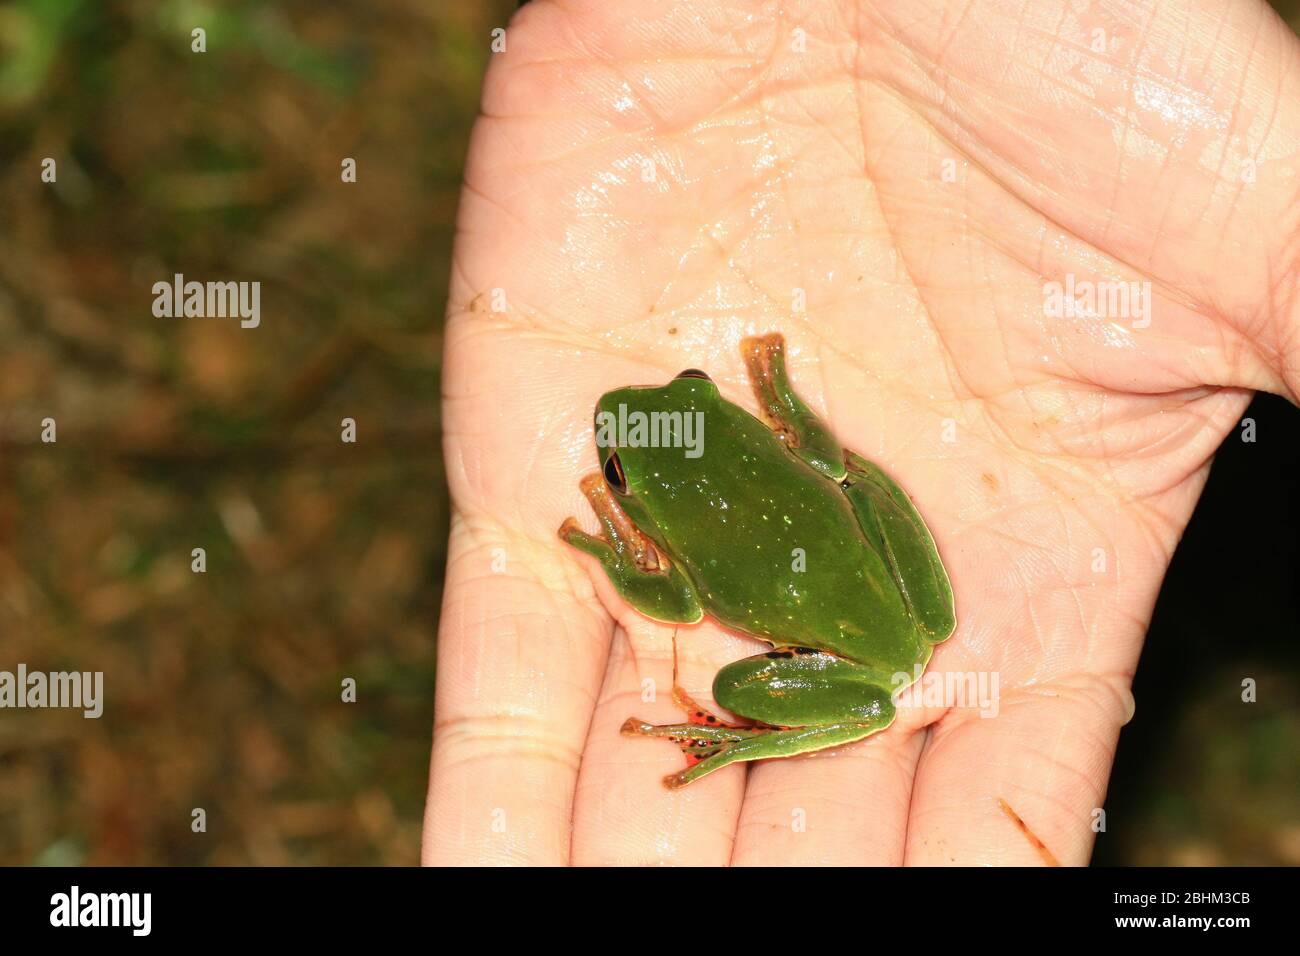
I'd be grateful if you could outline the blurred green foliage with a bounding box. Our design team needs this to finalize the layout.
[1,0,515,865]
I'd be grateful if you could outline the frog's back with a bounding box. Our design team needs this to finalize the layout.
[650,398,924,670]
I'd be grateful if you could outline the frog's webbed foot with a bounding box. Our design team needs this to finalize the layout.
[620,718,762,767]
[660,721,888,789]
[740,333,844,480]
[558,473,703,625]
[624,719,763,780]
[621,628,768,769]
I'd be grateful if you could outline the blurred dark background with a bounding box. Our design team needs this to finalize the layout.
[1095,388,1300,866]
[0,0,1295,865]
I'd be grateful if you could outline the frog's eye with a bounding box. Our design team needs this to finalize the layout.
[676,368,711,381]
[603,452,628,495]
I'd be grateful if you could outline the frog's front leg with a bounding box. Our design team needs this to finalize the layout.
[741,333,844,480]
[559,473,703,624]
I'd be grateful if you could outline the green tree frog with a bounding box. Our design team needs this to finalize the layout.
[560,334,955,788]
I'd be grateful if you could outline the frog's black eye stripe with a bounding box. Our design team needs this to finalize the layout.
[676,368,711,381]
[604,453,628,494]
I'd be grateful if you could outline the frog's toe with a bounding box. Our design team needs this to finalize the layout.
[663,770,690,790]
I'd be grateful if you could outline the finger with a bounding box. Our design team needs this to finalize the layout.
[729,716,928,866]
[422,515,612,865]
[571,618,756,866]
[903,679,1133,866]
[867,0,1300,396]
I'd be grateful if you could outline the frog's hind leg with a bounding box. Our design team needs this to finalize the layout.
[658,648,897,789]
[740,333,844,480]
[840,452,956,643]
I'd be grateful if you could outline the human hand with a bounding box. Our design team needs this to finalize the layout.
[424,0,1299,865]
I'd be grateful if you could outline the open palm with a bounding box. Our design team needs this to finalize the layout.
[424,0,1299,865]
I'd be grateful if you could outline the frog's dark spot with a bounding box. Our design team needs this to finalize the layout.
[793,646,819,655]
[766,650,794,659]
[706,715,717,723]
